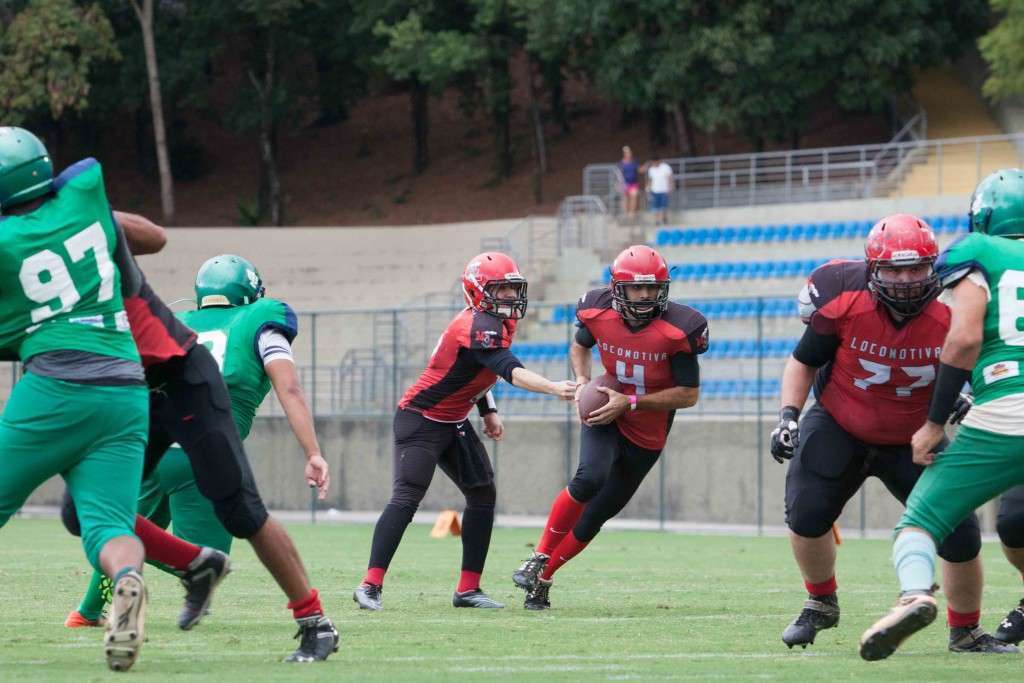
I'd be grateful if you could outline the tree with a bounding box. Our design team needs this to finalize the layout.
[129,0,174,225]
[0,0,120,129]
[980,0,1024,102]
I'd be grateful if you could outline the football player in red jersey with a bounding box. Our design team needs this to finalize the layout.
[511,245,708,610]
[770,214,1013,654]
[353,252,576,611]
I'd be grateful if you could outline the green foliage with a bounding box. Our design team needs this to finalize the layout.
[0,0,120,125]
[980,0,1024,102]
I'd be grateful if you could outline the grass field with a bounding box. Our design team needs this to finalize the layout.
[2,518,1023,681]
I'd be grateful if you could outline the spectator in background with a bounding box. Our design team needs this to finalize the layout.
[618,146,641,221]
[646,157,673,225]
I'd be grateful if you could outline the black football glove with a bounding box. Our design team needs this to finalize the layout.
[949,392,973,425]
[770,406,801,464]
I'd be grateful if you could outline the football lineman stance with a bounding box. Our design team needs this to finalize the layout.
[512,245,708,610]
[353,252,576,611]
[861,172,1024,659]
[60,211,338,661]
[0,127,150,670]
[67,255,328,635]
[772,214,1011,654]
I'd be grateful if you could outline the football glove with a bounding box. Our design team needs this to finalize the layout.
[949,392,973,425]
[770,406,801,464]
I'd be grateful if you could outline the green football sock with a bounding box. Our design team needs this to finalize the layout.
[77,570,110,621]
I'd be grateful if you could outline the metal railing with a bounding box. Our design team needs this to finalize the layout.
[582,128,1024,212]
[557,195,609,254]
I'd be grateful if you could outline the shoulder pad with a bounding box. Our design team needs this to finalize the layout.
[465,310,510,350]
[661,303,709,354]
[576,287,614,323]
[254,298,299,342]
[936,233,989,290]
[801,259,868,322]
[53,158,101,192]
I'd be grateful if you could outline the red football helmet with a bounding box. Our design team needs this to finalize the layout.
[462,252,528,319]
[864,214,939,317]
[610,245,671,321]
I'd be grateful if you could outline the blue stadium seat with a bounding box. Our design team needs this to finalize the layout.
[655,230,672,247]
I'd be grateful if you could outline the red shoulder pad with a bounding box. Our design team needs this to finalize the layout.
[801,260,869,323]
[464,310,512,350]
[576,287,614,324]
[659,303,709,354]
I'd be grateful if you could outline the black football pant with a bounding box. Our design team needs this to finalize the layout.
[62,343,269,540]
[997,485,1024,548]
[784,403,980,562]
[368,409,496,576]
[567,422,661,543]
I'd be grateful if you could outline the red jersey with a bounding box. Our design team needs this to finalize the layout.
[399,308,517,422]
[577,288,708,450]
[801,260,949,445]
[126,277,197,368]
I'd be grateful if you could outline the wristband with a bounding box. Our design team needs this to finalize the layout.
[629,395,638,411]
[780,405,800,422]
[927,363,973,425]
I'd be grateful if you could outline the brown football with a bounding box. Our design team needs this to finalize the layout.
[578,374,625,421]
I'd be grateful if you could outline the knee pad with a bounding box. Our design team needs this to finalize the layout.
[937,513,982,563]
[997,507,1024,549]
[388,480,428,513]
[784,498,836,539]
[464,483,496,510]
[61,490,81,537]
[567,473,604,503]
[212,486,268,539]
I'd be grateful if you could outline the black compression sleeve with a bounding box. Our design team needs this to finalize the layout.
[928,363,973,424]
[671,353,700,387]
[574,324,597,348]
[476,392,497,416]
[467,348,524,383]
[792,324,840,368]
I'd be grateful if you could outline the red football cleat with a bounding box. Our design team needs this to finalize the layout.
[64,610,105,628]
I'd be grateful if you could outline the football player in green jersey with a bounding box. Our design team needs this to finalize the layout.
[0,127,149,671]
[861,169,1024,660]
[68,253,329,630]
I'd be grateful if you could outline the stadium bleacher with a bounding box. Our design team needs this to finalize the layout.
[514,338,797,361]
[653,213,968,248]
[543,297,798,324]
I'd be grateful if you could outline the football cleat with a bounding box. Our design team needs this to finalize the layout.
[105,570,147,672]
[353,582,382,611]
[781,594,839,648]
[178,547,231,630]
[512,552,549,591]
[859,592,937,661]
[452,589,504,608]
[994,598,1024,645]
[65,610,105,628]
[949,625,1020,653]
[524,578,552,611]
[284,615,339,662]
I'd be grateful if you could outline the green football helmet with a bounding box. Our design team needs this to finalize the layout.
[969,168,1024,238]
[195,254,265,308]
[0,127,53,211]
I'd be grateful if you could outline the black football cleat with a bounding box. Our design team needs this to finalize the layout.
[781,594,840,648]
[950,625,1020,653]
[524,578,552,611]
[452,589,504,608]
[353,582,382,611]
[994,598,1024,645]
[178,547,231,630]
[513,552,549,591]
[284,615,340,662]
[860,592,937,661]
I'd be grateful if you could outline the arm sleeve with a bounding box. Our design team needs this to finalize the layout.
[476,391,497,416]
[111,216,143,297]
[466,347,524,383]
[671,352,700,387]
[791,324,840,368]
[574,324,597,348]
[257,328,294,366]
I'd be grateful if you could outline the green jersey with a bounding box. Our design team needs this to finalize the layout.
[0,159,137,362]
[937,232,1024,433]
[178,297,297,439]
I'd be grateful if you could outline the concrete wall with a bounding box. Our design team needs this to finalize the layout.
[29,413,994,533]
